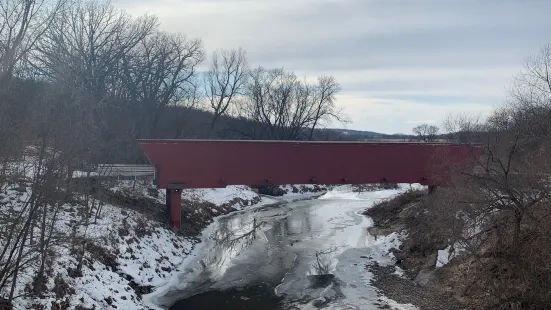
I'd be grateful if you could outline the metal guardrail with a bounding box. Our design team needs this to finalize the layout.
[97,164,155,178]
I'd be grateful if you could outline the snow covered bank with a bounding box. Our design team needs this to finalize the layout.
[363,186,468,309]
[181,186,260,208]
[0,182,195,310]
[0,178,269,310]
[279,184,327,199]
[253,184,327,198]
[111,181,259,210]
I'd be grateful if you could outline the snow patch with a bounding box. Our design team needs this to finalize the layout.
[378,296,419,310]
[436,245,460,268]
[394,266,406,277]
[182,185,258,208]
[72,170,98,178]
[320,183,425,201]
[279,184,326,200]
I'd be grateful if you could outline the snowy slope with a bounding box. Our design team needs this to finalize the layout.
[111,181,259,209]
[1,186,196,309]
[1,179,264,310]
[279,184,327,200]
[182,185,259,208]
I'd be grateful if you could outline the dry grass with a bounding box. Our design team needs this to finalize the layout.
[369,187,551,309]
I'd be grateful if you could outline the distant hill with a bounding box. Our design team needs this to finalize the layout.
[321,128,417,141]
[135,106,422,142]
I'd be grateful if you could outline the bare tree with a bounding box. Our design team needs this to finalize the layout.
[436,107,551,307]
[427,45,551,307]
[307,75,345,140]
[0,85,81,301]
[242,67,304,140]
[121,31,204,138]
[412,123,439,142]
[508,44,551,142]
[171,76,203,138]
[238,67,346,140]
[443,113,486,144]
[0,0,65,82]
[512,43,551,109]
[204,48,247,137]
[34,0,157,98]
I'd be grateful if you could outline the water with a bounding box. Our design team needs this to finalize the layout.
[149,186,412,310]
[171,283,284,309]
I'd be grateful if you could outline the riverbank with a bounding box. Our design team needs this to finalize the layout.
[364,189,467,310]
[369,263,463,310]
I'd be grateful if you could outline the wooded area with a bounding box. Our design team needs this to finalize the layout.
[0,0,348,164]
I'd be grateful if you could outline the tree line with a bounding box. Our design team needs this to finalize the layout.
[1,0,347,165]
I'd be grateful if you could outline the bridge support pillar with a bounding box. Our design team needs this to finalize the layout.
[166,189,171,217]
[166,189,182,229]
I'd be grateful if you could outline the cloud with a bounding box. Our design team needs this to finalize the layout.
[334,94,494,134]
[405,120,438,124]
[298,67,516,101]
[114,0,551,133]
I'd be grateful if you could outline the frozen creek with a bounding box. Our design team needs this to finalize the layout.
[145,185,422,310]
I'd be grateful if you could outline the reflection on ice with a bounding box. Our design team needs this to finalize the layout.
[204,217,266,278]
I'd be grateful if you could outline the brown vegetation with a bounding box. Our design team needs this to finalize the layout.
[364,189,424,236]
[371,184,551,309]
[367,44,551,309]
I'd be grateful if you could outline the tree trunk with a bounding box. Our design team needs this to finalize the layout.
[36,202,48,282]
[512,210,523,257]
[207,114,219,138]
[8,225,31,302]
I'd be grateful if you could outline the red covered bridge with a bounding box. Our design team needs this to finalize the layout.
[137,140,480,228]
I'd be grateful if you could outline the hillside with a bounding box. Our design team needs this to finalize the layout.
[324,128,416,141]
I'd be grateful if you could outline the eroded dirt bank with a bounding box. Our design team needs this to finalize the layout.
[364,189,469,310]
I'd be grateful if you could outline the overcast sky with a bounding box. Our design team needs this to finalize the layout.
[116,0,551,134]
